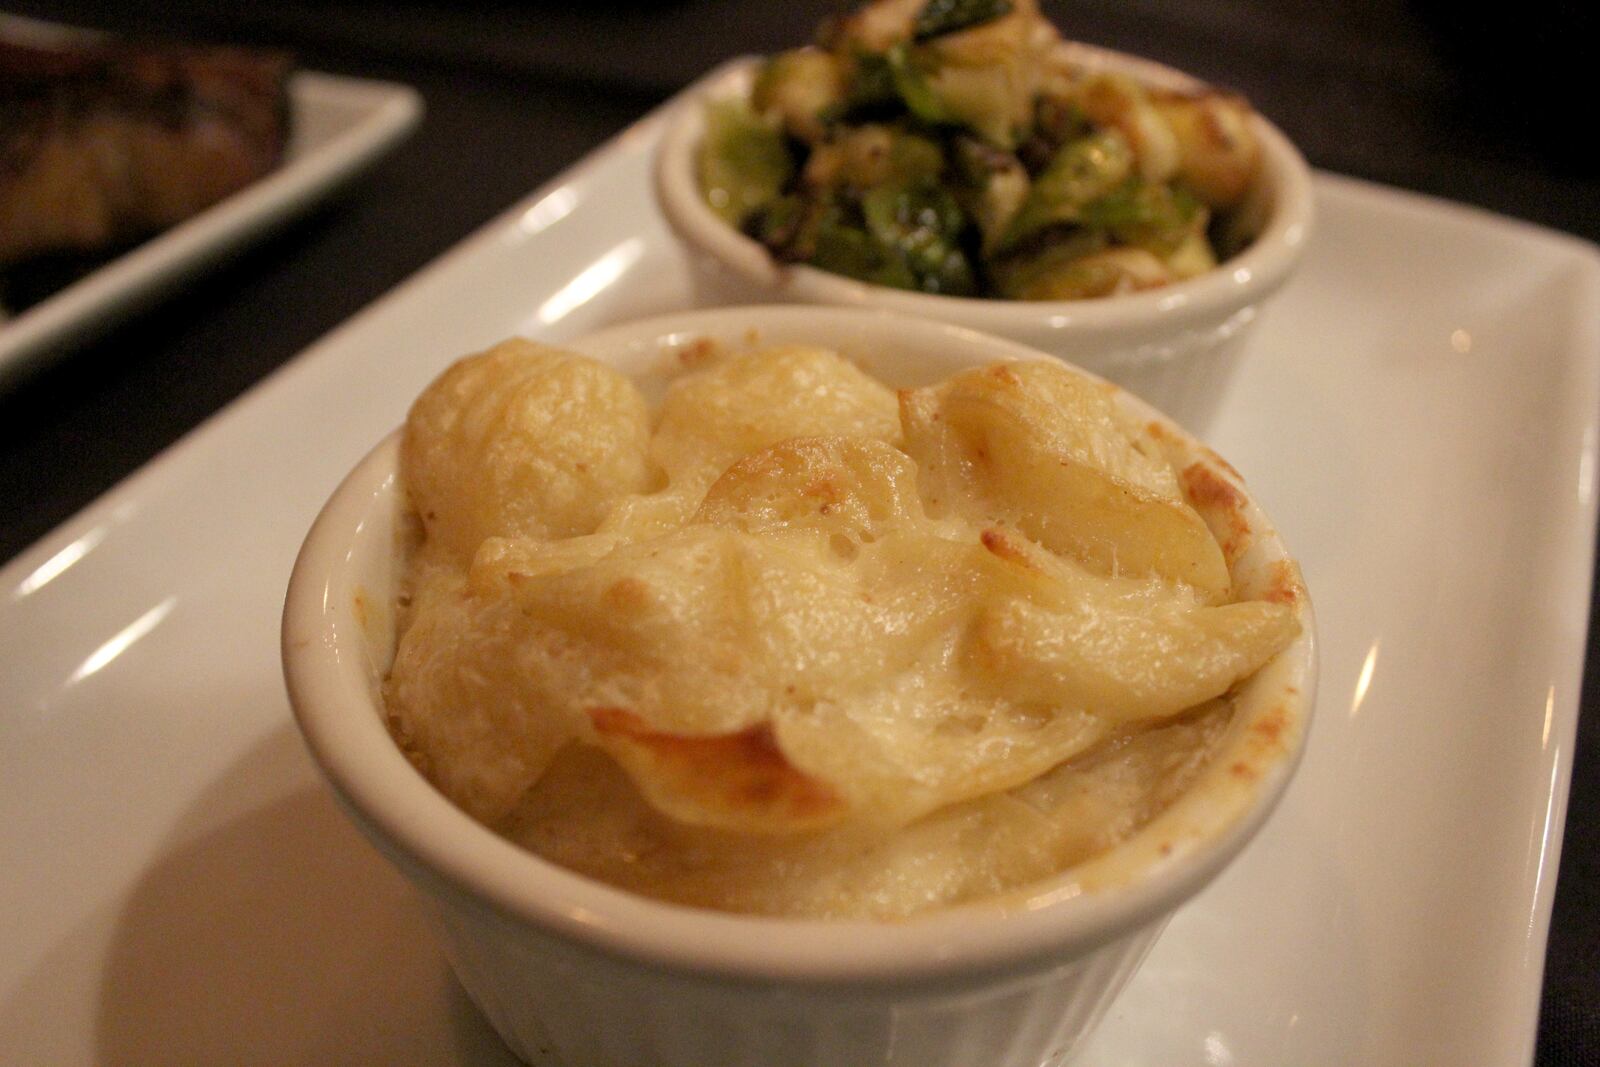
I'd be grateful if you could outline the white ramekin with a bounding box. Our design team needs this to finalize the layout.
[283,305,1316,1067]
[654,45,1315,431]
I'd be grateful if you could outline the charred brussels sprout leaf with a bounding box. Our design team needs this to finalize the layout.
[780,181,977,295]
[861,177,978,295]
[913,0,1015,41]
[699,99,794,226]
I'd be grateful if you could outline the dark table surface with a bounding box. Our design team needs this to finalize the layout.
[2,1,1596,1063]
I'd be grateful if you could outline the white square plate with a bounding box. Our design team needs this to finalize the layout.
[0,74,1595,1065]
[0,69,422,388]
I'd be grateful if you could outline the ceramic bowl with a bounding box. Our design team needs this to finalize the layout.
[282,305,1316,1067]
[654,46,1315,430]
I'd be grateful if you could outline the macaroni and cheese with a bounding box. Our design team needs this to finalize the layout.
[383,337,1298,918]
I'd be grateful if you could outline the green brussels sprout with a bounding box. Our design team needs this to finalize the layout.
[724,0,1252,299]
[809,202,921,290]
[1000,129,1135,248]
[878,42,1028,147]
[885,43,952,126]
[698,98,794,226]
[826,124,945,190]
[766,179,977,295]
[990,229,1107,298]
[1079,179,1207,257]
[861,176,978,294]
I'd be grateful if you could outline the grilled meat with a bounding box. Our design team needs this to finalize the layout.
[0,20,291,269]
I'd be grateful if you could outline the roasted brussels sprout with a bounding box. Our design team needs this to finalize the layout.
[951,135,1030,249]
[998,244,1171,300]
[1153,91,1261,208]
[1000,130,1135,248]
[697,0,1265,299]
[699,98,792,226]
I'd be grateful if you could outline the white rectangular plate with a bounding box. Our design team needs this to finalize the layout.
[0,69,422,388]
[1,79,1595,1065]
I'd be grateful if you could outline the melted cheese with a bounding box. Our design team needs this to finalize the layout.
[385,338,1298,915]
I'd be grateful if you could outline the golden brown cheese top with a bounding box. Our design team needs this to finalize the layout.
[384,337,1297,917]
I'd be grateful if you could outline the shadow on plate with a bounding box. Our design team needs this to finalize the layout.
[0,722,519,1064]
[93,723,519,1064]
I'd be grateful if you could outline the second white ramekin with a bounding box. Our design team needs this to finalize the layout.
[654,46,1316,430]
